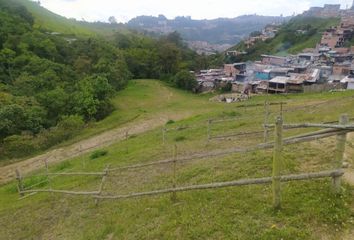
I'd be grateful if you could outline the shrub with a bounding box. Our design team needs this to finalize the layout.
[220,82,232,93]
[3,134,39,158]
[2,115,85,158]
[166,120,175,125]
[174,136,186,142]
[174,70,198,91]
[43,115,85,147]
[90,150,108,159]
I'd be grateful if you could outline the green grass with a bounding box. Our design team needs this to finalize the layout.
[58,80,216,145]
[0,80,354,239]
[13,0,128,36]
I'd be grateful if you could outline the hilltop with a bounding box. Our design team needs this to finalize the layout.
[11,1,291,54]
[227,16,340,62]
[12,0,128,36]
[0,0,212,163]
[127,15,290,53]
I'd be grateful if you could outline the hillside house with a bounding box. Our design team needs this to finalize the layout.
[268,76,289,93]
[226,50,247,56]
[304,4,340,17]
[298,53,320,62]
[224,63,246,78]
[268,76,305,93]
[261,55,288,66]
[333,63,351,76]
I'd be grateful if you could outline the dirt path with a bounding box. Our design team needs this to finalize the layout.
[342,132,354,240]
[0,113,192,185]
[344,133,354,185]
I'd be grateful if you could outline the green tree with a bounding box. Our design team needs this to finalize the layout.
[71,75,113,120]
[174,70,197,91]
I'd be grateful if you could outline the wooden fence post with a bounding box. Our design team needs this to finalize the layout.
[280,102,284,118]
[15,168,24,197]
[264,101,270,143]
[95,165,110,206]
[272,116,283,209]
[332,114,349,193]
[171,144,178,202]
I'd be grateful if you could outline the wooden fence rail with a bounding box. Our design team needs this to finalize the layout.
[265,123,354,130]
[94,170,344,200]
[16,113,353,210]
[107,127,348,172]
[20,189,100,195]
[44,172,106,176]
[209,130,264,140]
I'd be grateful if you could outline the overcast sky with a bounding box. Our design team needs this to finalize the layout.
[38,0,353,23]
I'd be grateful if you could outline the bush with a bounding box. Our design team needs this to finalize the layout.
[1,115,85,159]
[166,120,175,125]
[90,150,108,159]
[220,82,232,93]
[3,134,39,158]
[43,115,85,147]
[174,70,198,91]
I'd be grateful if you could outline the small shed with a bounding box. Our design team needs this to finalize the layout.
[268,76,289,93]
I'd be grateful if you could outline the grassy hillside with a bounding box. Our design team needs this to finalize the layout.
[0,80,354,239]
[0,0,210,162]
[227,16,340,62]
[12,0,127,36]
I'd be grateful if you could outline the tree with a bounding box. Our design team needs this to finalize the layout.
[174,70,197,91]
[93,57,131,90]
[36,87,69,122]
[0,104,27,138]
[158,42,181,75]
[108,16,117,24]
[0,48,16,83]
[71,75,113,120]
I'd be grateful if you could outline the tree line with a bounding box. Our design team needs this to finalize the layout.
[0,0,218,159]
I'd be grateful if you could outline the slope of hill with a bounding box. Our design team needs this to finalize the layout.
[0,79,353,239]
[127,15,291,51]
[227,16,340,62]
[0,0,212,162]
[1,2,353,239]
[12,0,128,36]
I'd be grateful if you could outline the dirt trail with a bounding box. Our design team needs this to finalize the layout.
[0,113,191,185]
[342,132,354,240]
[344,133,354,186]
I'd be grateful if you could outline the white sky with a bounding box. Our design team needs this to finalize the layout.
[37,0,353,23]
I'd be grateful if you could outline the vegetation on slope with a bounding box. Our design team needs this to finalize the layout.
[226,16,340,62]
[0,0,213,160]
[127,15,290,45]
[12,0,128,36]
[0,80,353,239]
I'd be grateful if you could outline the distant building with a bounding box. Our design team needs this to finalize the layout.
[261,55,288,66]
[226,50,247,57]
[303,4,341,17]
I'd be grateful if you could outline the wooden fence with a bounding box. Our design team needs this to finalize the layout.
[208,97,354,143]
[162,97,354,145]
[16,114,353,209]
